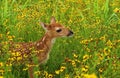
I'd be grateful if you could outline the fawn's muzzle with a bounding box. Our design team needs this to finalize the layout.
[67,30,73,36]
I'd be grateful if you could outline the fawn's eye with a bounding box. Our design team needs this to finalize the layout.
[56,29,62,32]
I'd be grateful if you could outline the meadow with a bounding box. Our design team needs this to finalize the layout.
[0,0,120,78]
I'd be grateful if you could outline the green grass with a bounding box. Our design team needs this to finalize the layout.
[0,0,120,78]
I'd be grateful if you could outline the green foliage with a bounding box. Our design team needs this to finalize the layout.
[0,0,120,78]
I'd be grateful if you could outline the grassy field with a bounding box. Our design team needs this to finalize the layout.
[0,0,120,78]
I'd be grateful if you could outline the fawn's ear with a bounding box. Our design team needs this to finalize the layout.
[50,16,56,24]
[40,22,47,30]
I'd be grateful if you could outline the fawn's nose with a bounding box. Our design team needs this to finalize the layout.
[67,30,74,36]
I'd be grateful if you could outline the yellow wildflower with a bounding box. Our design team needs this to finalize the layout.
[75,59,80,63]
[103,48,110,56]
[2,41,8,45]
[99,68,103,73]
[23,54,28,58]
[71,60,76,67]
[16,52,21,56]
[17,56,22,61]
[99,35,106,41]
[48,74,53,78]
[23,68,28,71]
[26,64,36,67]
[7,35,15,41]
[80,40,89,45]
[113,8,120,13]
[8,57,15,61]
[60,66,66,72]
[55,70,60,74]
[11,52,21,57]
[34,71,40,75]
[73,53,78,58]
[0,76,3,78]
[74,75,80,78]
[88,73,97,78]
[0,69,4,76]
[6,31,10,35]
[15,44,21,48]
[83,73,97,78]
[6,63,12,66]
[98,53,104,61]
[11,52,15,56]
[106,40,113,48]
[83,54,89,62]
[0,70,4,73]
[81,65,89,72]
[0,62,3,67]
[44,71,48,77]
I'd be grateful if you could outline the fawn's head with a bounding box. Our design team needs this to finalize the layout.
[40,17,73,38]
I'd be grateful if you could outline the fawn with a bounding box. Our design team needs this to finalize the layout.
[4,16,73,78]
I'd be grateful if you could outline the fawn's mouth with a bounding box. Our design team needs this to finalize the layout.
[67,30,74,37]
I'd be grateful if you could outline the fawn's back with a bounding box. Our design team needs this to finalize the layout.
[7,16,73,65]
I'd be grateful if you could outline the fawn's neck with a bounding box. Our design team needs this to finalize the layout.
[35,32,55,53]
